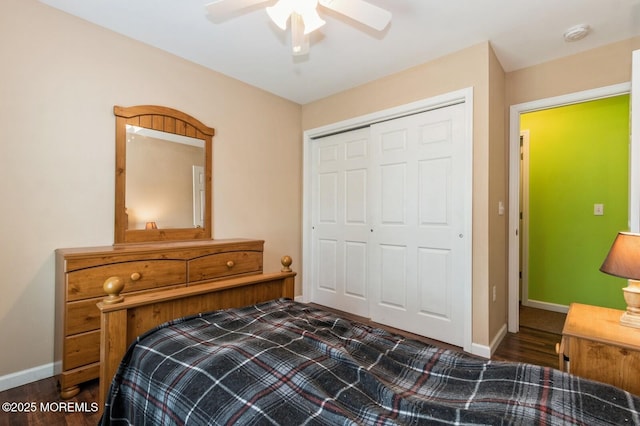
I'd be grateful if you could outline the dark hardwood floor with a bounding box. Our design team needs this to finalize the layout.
[0,306,562,425]
[493,326,561,368]
[0,378,101,426]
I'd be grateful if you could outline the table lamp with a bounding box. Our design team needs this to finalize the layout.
[600,231,640,328]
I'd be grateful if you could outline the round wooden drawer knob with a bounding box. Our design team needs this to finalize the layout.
[226,260,235,268]
[555,343,560,354]
[130,272,141,281]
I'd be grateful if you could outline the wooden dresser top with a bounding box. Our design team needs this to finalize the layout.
[563,303,640,352]
[56,238,264,256]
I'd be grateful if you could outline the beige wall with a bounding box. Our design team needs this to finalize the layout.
[0,0,301,379]
[488,46,508,342]
[302,42,505,347]
[506,36,640,106]
[4,0,640,385]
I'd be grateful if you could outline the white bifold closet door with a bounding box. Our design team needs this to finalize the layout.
[311,128,372,317]
[310,103,467,346]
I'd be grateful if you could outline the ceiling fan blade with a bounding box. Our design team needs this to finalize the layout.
[319,0,391,31]
[205,0,270,20]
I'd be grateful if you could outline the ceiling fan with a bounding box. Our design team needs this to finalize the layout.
[205,0,392,55]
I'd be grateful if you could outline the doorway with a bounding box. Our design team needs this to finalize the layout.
[520,95,630,313]
[508,83,631,332]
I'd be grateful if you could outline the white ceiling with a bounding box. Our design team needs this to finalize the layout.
[39,0,640,104]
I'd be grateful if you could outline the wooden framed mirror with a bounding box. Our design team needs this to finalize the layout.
[114,105,214,244]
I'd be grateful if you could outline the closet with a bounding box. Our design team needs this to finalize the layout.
[308,101,470,347]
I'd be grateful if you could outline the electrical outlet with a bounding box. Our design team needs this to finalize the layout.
[594,204,604,216]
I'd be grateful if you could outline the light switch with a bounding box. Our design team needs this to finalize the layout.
[594,204,604,216]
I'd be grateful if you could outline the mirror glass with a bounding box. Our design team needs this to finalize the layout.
[125,125,205,230]
[114,105,214,244]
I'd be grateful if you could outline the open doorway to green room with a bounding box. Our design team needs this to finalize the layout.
[508,52,640,333]
[518,94,630,318]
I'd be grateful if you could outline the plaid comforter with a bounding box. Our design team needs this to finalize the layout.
[101,299,640,425]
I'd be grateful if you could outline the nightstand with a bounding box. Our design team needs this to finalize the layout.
[559,303,640,395]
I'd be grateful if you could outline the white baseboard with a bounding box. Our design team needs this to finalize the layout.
[523,299,569,314]
[470,322,507,359]
[470,342,491,359]
[490,323,508,356]
[0,363,56,392]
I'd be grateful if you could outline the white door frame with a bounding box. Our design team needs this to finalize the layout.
[507,82,633,333]
[519,130,530,308]
[302,87,474,353]
[632,50,640,234]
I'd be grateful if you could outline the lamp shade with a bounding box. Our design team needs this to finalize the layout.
[600,232,640,280]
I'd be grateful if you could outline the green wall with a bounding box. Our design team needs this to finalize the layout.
[521,95,629,309]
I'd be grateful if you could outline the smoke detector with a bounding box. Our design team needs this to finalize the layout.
[564,24,591,42]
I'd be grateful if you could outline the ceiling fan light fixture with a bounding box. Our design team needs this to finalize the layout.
[267,0,324,34]
[301,8,325,34]
[206,0,391,58]
[266,0,294,30]
[266,0,322,55]
[291,13,310,55]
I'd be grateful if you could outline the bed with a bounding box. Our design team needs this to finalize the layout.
[99,296,640,425]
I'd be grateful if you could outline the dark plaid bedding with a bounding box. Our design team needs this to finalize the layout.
[101,299,640,425]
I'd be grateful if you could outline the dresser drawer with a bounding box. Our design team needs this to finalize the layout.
[64,330,100,370]
[65,283,187,336]
[188,251,262,282]
[65,298,102,336]
[66,260,186,301]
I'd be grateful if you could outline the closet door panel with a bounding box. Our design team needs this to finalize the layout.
[419,158,450,225]
[311,128,371,317]
[345,241,367,298]
[318,172,338,223]
[379,244,408,309]
[317,239,338,291]
[370,103,466,346]
[417,247,450,317]
[345,169,367,223]
[380,163,407,224]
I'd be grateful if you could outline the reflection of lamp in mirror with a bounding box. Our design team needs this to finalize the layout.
[145,221,158,230]
[600,232,640,328]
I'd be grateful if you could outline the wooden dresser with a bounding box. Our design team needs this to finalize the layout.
[559,303,640,395]
[55,238,264,398]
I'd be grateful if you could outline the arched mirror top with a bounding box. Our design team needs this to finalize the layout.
[114,105,214,245]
